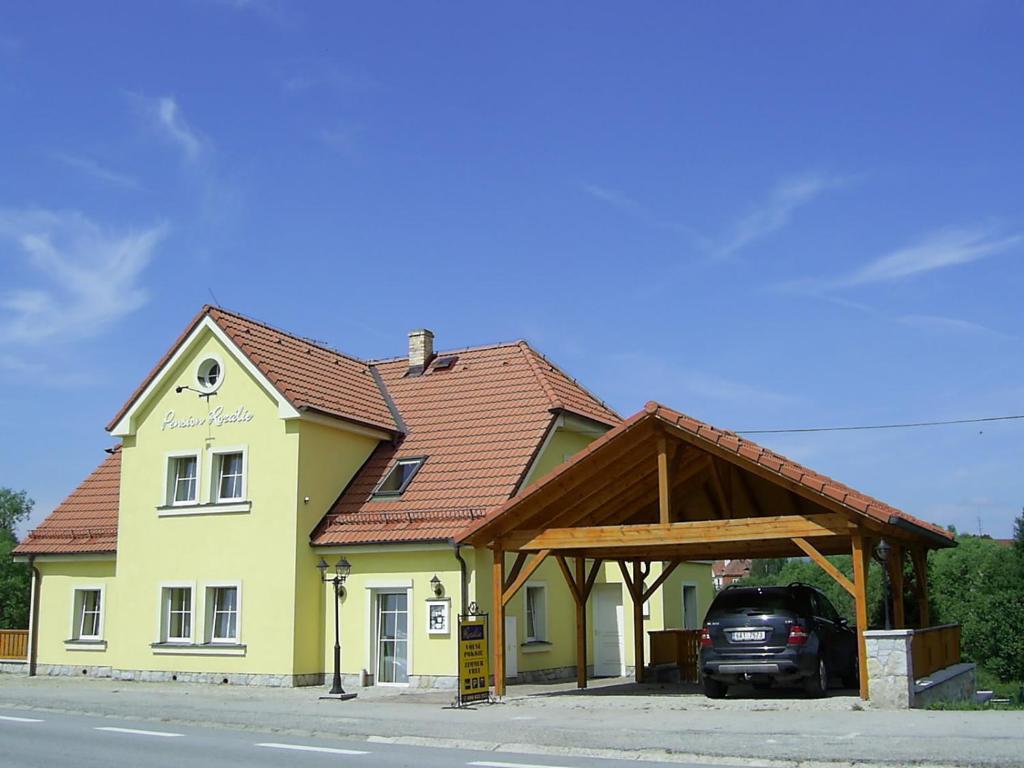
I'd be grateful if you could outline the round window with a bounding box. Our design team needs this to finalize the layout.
[196,357,223,393]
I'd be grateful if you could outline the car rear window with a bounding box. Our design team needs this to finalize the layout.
[710,589,800,614]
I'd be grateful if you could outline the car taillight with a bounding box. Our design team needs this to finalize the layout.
[787,623,809,645]
[700,627,712,647]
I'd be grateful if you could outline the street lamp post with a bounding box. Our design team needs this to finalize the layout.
[317,556,356,700]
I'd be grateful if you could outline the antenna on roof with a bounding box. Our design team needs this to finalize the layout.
[207,287,221,307]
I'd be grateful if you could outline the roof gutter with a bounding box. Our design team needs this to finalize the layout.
[887,515,957,549]
[453,542,469,618]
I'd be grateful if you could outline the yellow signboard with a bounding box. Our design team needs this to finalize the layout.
[458,616,490,704]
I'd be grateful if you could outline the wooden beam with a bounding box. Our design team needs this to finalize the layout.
[617,559,636,596]
[642,560,682,602]
[793,537,855,596]
[889,543,905,629]
[632,560,645,683]
[492,547,506,697]
[504,552,528,593]
[505,513,853,552]
[575,556,587,689]
[502,549,552,606]
[555,555,582,604]
[851,532,871,700]
[706,457,732,519]
[582,558,603,601]
[545,449,658,528]
[736,468,765,517]
[911,547,930,628]
[658,434,671,525]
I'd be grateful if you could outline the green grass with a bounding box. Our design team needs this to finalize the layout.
[924,668,1024,710]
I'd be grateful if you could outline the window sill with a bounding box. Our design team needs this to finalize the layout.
[157,501,251,517]
[520,640,552,654]
[64,639,107,651]
[150,642,247,657]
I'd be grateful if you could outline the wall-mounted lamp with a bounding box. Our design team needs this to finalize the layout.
[430,574,444,598]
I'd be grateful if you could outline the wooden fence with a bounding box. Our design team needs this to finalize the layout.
[911,623,961,680]
[648,629,701,683]
[0,629,29,661]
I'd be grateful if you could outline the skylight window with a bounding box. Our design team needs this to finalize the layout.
[431,355,458,372]
[372,457,426,497]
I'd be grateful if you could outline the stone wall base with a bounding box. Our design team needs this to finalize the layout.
[0,660,27,674]
[32,664,325,688]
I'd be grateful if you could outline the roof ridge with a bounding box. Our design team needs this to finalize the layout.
[208,306,370,367]
[366,339,527,365]
[522,342,622,422]
[518,341,562,411]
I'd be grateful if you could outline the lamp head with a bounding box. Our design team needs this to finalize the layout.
[430,574,443,598]
[335,556,352,581]
[316,557,329,580]
[877,538,892,561]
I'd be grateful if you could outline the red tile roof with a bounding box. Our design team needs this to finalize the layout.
[106,306,398,434]
[310,342,620,546]
[14,448,120,555]
[460,402,955,546]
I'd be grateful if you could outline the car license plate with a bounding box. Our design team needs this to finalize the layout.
[732,630,766,641]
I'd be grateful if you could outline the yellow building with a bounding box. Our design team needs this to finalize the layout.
[15,307,712,689]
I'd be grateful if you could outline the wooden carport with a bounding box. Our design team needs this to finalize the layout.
[460,402,956,700]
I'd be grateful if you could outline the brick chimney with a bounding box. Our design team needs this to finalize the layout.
[407,329,435,376]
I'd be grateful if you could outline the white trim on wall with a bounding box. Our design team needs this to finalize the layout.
[68,584,106,642]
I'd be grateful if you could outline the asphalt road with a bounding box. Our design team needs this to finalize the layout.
[0,708,739,768]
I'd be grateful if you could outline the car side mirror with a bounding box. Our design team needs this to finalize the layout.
[837,617,849,628]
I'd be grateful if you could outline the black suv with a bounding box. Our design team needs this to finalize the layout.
[699,583,858,698]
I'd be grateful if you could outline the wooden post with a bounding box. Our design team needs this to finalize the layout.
[888,543,905,629]
[911,547,930,628]
[657,434,671,525]
[851,532,871,700]
[575,556,587,689]
[632,560,645,684]
[492,547,506,697]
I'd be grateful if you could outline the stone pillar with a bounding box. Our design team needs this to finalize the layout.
[864,629,914,708]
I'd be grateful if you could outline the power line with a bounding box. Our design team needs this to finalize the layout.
[736,413,1024,435]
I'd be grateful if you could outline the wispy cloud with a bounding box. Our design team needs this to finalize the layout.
[51,152,140,189]
[897,314,1014,340]
[0,354,98,388]
[713,172,848,260]
[839,226,1021,287]
[136,94,206,163]
[0,209,167,344]
[581,183,707,243]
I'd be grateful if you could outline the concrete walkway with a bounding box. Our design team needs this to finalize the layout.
[2,675,1022,767]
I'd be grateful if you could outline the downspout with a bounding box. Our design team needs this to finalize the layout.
[453,543,468,617]
[27,556,40,677]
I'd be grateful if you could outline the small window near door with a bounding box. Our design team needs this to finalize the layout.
[525,584,547,642]
[72,589,103,640]
[682,584,700,629]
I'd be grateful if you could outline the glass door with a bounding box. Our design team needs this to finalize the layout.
[376,592,409,684]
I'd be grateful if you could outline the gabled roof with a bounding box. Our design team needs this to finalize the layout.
[460,401,955,550]
[14,448,120,556]
[106,306,398,435]
[310,342,620,546]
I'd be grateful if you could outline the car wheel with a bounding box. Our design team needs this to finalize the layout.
[702,675,728,699]
[803,656,828,698]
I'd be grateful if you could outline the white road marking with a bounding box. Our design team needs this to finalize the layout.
[256,742,369,755]
[468,762,572,768]
[94,726,183,738]
[0,715,44,723]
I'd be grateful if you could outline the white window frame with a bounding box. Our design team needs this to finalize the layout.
[69,585,105,641]
[524,582,548,643]
[363,582,414,687]
[682,582,700,630]
[208,445,248,503]
[164,451,201,507]
[158,582,196,644]
[204,581,242,644]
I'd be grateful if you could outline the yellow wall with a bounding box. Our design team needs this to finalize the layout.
[35,559,116,665]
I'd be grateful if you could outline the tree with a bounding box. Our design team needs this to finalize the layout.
[0,488,33,629]
[1014,509,1024,558]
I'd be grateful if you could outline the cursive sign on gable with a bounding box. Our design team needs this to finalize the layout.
[161,405,255,431]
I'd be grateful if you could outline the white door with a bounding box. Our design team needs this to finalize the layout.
[376,592,409,684]
[504,616,518,679]
[593,584,625,677]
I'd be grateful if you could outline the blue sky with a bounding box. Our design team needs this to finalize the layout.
[1,2,1022,538]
